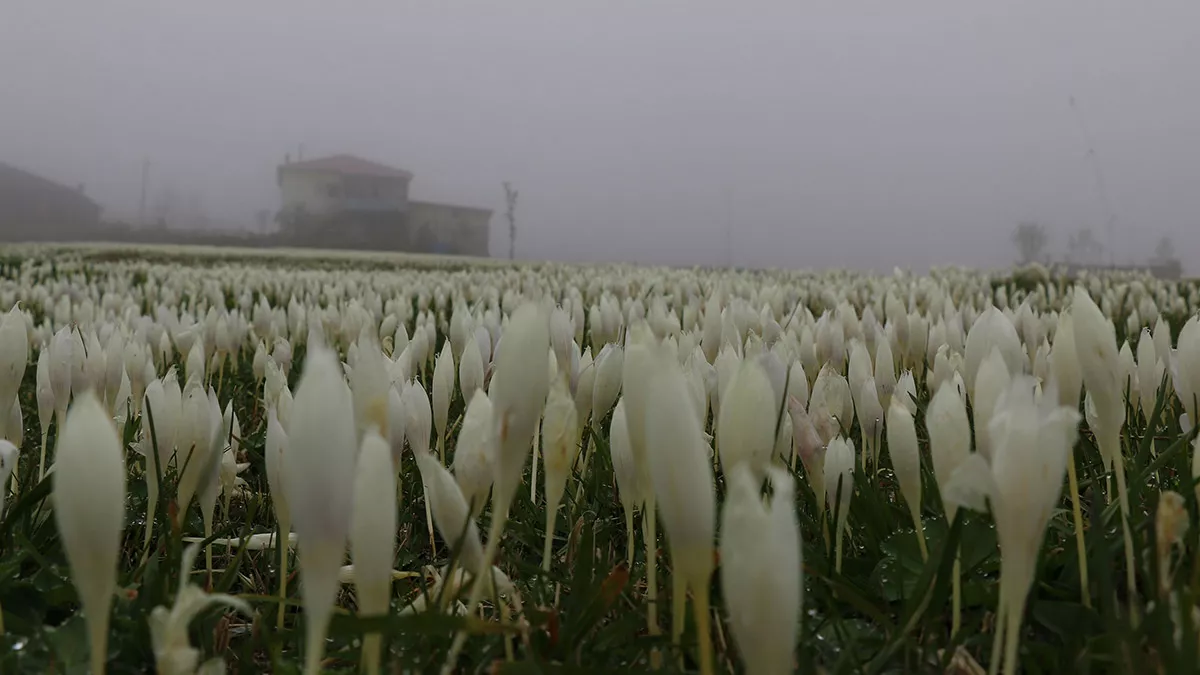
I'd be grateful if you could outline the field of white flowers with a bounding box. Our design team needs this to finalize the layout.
[0,242,1196,674]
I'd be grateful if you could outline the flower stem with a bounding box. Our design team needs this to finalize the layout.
[625,506,635,568]
[692,581,715,675]
[952,553,961,637]
[144,469,159,549]
[203,508,214,584]
[835,524,845,574]
[572,428,593,509]
[299,544,341,675]
[422,484,437,558]
[303,617,326,675]
[361,633,382,675]
[1002,593,1027,675]
[1112,450,1138,619]
[542,485,560,571]
[671,570,686,662]
[910,505,928,561]
[441,501,510,675]
[41,416,59,480]
[89,606,110,675]
[988,583,1006,675]
[1066,451,1091,608]
[820,505,830,554]
[501,600,514,661]
[277,541,289,630]
[645,493,661,667]
[38,429,50,484]
[530,419,540,503]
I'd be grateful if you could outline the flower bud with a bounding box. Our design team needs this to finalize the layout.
[720,465,802,675]
[54,392,126,675]
[716,359,777,477]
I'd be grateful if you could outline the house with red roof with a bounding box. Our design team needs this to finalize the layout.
[276,154,490,256]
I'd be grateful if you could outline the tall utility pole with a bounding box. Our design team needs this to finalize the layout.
[504,181,518,260]
[1068,95,1117,265]
[138,158,150,226]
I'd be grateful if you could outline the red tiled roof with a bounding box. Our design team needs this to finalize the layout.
[281,154,413,180]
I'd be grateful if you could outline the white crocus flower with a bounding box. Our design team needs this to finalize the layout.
[432,340,455,460]
[945,375,1078,675]
[645,348,715,675]
[1072,286,1135,605]
[452,389,496,518]
[286,346,358,675]
[350,430,397,675]
[53,392,126,675]
[149,542,252,675]
[720,464,802,675]
[886,396,927,560]
[824,435,855,573]
[540,377,578,571]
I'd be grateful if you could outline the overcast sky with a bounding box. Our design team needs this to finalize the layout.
[3,2,1197,272]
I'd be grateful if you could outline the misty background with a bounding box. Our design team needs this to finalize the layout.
[3,2,1197,273]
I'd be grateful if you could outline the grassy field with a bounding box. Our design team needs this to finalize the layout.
[0,244,1196,674]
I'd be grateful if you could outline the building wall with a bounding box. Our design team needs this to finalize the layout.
[340,175,410,211]
[407,200,491,256]
[279,169,340,218]
[279,169,410,225]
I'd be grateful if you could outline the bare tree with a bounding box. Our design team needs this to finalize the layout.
[1153,235,1175,262]
[1151,235,1183,279]
[503,181,518,260]
[1012,221,1049,264]
[1068,228,1104,265]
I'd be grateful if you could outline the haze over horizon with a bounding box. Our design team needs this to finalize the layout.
[3,2,1197,273]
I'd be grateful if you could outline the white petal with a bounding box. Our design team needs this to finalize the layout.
[943,453,996,514]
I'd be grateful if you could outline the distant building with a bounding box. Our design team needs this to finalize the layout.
[278,154,413,219]
[0,162,100,240]
[407,200,492,257]
[277,154,490,256]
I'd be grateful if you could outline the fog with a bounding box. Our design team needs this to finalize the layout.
[3,2,1198,272]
